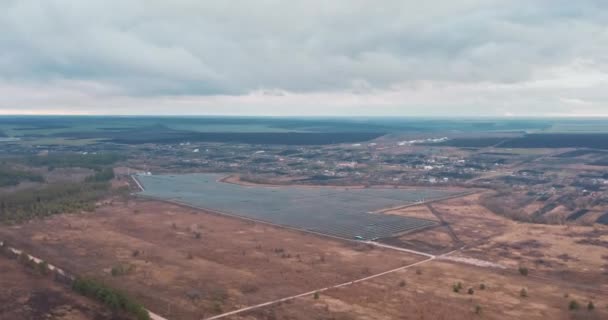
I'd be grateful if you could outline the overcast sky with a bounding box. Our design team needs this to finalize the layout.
[1,0,607,116]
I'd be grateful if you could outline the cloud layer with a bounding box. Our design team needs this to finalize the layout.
[1,0,607,116]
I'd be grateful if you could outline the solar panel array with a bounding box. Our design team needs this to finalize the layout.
[137,174,461,240]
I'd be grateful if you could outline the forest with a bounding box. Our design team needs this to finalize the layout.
[0,166,44,187]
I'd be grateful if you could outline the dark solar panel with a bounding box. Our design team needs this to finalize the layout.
[136,174,462,240]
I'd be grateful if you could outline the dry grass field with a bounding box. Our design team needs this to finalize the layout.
[1,190,606,320]
[0,254,128,320]
[236,259,606,320]
[0,198,421,320]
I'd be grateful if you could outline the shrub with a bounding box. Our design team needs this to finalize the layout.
[314,292,319,300]
[587,301,594,310]
[520,288,528,298]
[474,305,482,315]
[518,266,528,276]
[479,283,486,290]
[569,300,579,310]
[111,264,135,277]
[453,282,462,293]
[213,302,223,314]
[468,288,475,295]
[72,277,150,320]
[37,261,50,275]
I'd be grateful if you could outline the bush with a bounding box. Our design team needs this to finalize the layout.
[518,266,528,276]
[479,283,486,290]
[569,300,579,310]
[213,302,223,314]
[468,288,475,295]
[453,282,462,293]
[37,261,50,275]
[72,277,150,320]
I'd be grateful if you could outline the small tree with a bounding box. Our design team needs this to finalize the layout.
[314,292,319,300]
[569,300,579,310]
[587,301,594,311]
[520,288,528,298]
[518,266,528,276]
[453,282,462,293]
[18,252,30,265]
[479,283,486,290]
[38,261,50,275]
[468,287,475,295]
[474,305,482,315]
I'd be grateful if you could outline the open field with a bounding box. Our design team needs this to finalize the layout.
[464,224,608,287]
[2,116,608,320]
[378,193,512,254]
[235,259,607,320]
[136,173,464,240]
[0,254,128,320]
[0,198,422,320]
[0,189,606,319]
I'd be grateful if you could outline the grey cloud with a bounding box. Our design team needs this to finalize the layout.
[0,0,607,116]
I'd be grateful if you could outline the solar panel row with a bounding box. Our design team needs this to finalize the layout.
[136,173,459,240]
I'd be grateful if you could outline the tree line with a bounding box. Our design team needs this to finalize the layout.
[0,182,110,223]
[25,153,124,171]
[72,277,150,320]
[0,166,44,187]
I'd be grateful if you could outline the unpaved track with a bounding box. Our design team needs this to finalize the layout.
[425,203,463,247]
[0,241,169,320]
[203,256,435,320]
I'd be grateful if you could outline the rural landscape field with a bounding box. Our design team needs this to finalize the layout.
[1,116,607,320]
[2,1,608,319]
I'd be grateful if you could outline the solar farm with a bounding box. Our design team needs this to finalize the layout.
[136,173,464,240]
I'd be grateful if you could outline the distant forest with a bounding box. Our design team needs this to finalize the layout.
[0,167,44,187]
[0,153,123,224]
[433,134,608,149]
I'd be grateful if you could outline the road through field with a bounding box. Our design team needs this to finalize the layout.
[202,238,524,320]
[203,256,435,320]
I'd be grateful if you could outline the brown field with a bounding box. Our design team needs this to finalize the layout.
[0,198,421,320]
[236,259,607,320]
[1,189,606,320]
[382,205,439,221]
[465,224,608,287]
[0,254,127,320]
[430,193,513,244]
